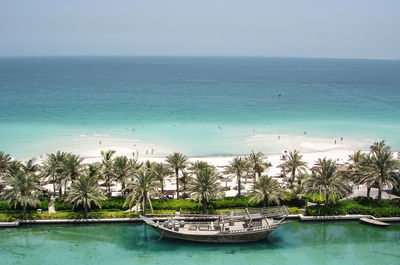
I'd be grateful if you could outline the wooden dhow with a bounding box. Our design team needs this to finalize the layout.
[140,206,289,243]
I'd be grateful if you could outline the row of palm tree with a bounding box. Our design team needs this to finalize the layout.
[0,140,399,218]
[348,141,399,205]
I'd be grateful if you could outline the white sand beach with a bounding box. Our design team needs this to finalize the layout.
[30,135,399,200]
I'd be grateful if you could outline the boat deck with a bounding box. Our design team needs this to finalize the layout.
[155,218,276,235]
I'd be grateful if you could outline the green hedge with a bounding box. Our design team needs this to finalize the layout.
[0,200,49,211]
[151,199,202,212]
[306,197,400,217]
[54,197,128,211]
[1,195,303,215]
[0,210,139,221]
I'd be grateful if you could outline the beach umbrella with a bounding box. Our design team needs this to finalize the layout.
[46,179,57,184]
[219,177,233,188]
[233,185,245,191]
[337,165,349,172]
[99,183,116,187]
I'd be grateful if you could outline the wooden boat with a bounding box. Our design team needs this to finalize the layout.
[140,206,289,243]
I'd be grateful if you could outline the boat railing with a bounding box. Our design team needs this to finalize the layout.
[230,206,289,218]
[144,206,289,219]
[225,225,273,234]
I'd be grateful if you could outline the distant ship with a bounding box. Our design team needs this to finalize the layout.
[140,206,289,243]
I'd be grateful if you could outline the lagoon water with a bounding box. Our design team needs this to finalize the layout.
[1,57,400,158]
[0,222,399,265]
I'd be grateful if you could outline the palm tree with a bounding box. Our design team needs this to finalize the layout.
[190,160,213,173]
[22,159,39,174]
[113,156,132,195]
[152,162,171,194]
[0,151,12,179]
[129,158,143,171]
[123,170,161,215]
[225,157,250,197]
[250,175,282,208]
[2,171,41,219]
[166,152,189,199]
[360,141,399,205]
[100,150,116,196]
[6,160,22,178]
[347,150,370,195]
[279,150,307,188]
[66,169,106,219]
[42,151,67,196]
[61,153,84,196]
[188,168,224,213]
[248,151,272,179]
[305,158,351,205]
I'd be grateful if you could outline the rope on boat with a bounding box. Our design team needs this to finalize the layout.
[159,229,165,241]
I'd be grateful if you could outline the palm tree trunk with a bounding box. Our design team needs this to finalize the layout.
[64,180,67,196]
[367,186,371,198]
[107,178,111,196]
[237,174,241,197]
[201,198,207,214]
[122,182,125,196]
[143,194,147,215]
[52,176,56,196]
[378,187,382,206]
[324,193,328,205]
[23,204,27,220]
[263,197,267,208]
[84,197,88,219]
[59,186,62,197]
[291,169,296,188]
[175,169,180,199]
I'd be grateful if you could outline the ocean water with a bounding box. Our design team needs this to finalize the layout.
[0,56,399,158]
[0,222,399,265]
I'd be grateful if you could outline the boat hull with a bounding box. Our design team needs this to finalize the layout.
[152,226,274,243]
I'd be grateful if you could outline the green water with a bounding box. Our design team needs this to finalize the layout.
[0,222,399,265]
[1,57,400,158]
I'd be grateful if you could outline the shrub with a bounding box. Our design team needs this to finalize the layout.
[306,198,400,217]
[288,207,302,215]
[151,199,201,212]
[0,202,10,211]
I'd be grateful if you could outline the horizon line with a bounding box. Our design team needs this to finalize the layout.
[0,54,399,61]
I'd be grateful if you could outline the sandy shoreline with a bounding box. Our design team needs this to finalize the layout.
[16,135,399,199]
[51,147,358,198]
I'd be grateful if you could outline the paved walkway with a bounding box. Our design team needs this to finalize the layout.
[345,186,399,200]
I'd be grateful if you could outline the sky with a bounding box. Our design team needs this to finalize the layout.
[1,0,399,58]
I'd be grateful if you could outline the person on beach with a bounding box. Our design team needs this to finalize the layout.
[99,141,101,145]
[341,137,343,142]
[278,135,280,140]
[334,140,337,144]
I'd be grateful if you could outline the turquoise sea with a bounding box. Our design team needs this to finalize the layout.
[1,57,399,158]
[0,222,399,265]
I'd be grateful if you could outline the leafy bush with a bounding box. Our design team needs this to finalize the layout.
[288,207,302,215]
[0,202,10,211]
[151,199,201,212]
[306,198,400,217]
[0,213,17,222]
[100,197,127,210]
[209,196,261,209]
